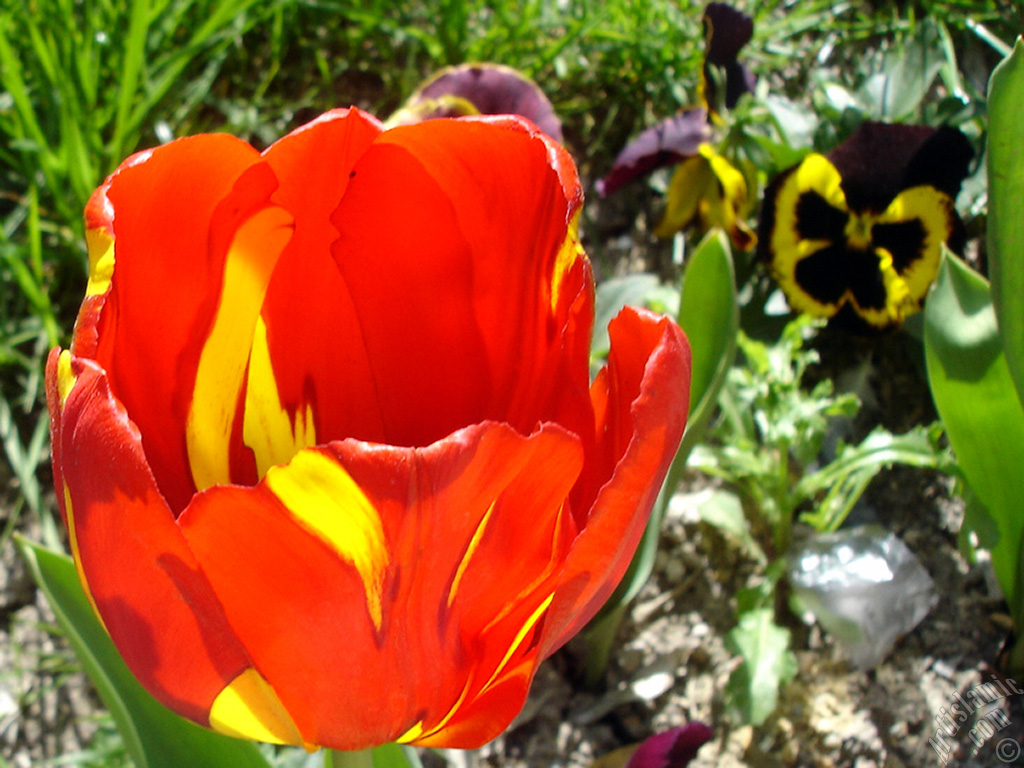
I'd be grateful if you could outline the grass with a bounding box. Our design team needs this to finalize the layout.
[0,0,1018,763]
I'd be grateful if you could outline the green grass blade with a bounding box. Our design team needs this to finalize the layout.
[111,0,152,161]
[16,539,275,768]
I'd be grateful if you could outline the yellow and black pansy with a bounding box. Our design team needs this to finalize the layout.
[758,123,973,333]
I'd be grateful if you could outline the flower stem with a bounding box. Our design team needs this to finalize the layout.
[326,749,374,768]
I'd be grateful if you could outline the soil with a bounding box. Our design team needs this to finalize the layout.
[2,170,1020,768]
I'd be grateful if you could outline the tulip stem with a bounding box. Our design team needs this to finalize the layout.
[325,749,374,768]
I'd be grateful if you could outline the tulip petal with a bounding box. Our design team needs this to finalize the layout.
[185,198,294,490]
[545,307,691,649]
[179,422,583,750]
[80,135,265,511]
[241,109,385,473]
[264,116,592,449]
[45,352,258,728]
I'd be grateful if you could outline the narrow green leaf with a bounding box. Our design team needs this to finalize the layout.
[111,0,151,160]
[795,424,951,501]
[725,607,797,726]
[987,37,1024,412]
[924,253,1024,617]
[16,538,274,768]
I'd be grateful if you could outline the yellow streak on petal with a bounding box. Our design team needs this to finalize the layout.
[62,485,105,630]
[56,350,77,407]
[209,667,304,746]
[477,593,553,697]
[402,596,555,744]
[243,316,317,479]
[186,206,293,491]
[265,451,389,631]
[398,721,426,744]
[550,210,583,314]
[85,228,115,298]
[447,501,495,609]
[397,677,474,744]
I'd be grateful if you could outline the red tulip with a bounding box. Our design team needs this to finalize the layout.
[47,108,691,751]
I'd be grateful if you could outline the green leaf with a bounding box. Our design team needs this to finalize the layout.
[923,253,1024,618]
[16,537,275,768]
[868,19,950,120]
[697,489,766,564]
[725,607,797,726]
[987,38,1024,413]
[796,423,952,532]
[675,229,739,466]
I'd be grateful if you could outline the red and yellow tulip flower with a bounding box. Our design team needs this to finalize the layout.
[47,109,691,751]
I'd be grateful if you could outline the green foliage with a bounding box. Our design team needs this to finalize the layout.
[0,0,277,228]
[694,317,950,551]
[924,253,1024,618]
[987,39,1024,409]
[724,606,797,727]
[923,41,1024,673]
[691,316,951,724]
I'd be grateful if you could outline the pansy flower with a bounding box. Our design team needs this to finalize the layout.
[385,62,563,143]
[758,122,973,332]
[700,1,757,115]
[597,3,756,250]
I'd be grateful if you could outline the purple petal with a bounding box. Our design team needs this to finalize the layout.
[597,108,712,196]
[408,63,563,143]
[703,3,753,66]
[626,723,714,768]
[828,122,974,211]
[702,3,756,109]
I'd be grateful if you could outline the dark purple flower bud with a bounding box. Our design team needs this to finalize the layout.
[626,723,714,768]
